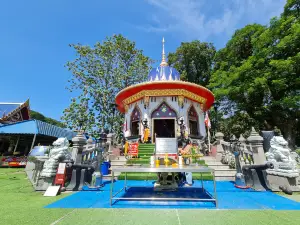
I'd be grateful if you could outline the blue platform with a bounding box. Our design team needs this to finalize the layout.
[45,181,300,210]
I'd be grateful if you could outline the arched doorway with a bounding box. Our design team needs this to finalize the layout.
[130,106,141,136]
[188,105,199,136]
[151,102,177,142]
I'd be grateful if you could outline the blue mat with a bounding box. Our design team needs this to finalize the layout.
[45,180,300,210]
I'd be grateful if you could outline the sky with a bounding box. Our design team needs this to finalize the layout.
[0,0,286,120]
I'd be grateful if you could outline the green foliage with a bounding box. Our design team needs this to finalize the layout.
[30,110,65,128]
[209,3,300,147]
[168,40,216,86]
[63,34,152,140]
[218,112,258,141]
[283,0,300,18]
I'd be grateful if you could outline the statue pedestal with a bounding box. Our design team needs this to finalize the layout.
[35,176,55,191]
[264,135,300,191]
[266,173,300,192]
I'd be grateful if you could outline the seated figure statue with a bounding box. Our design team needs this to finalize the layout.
[265,136,299,177]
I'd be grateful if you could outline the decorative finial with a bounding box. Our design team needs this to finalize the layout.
[160,37,168,67]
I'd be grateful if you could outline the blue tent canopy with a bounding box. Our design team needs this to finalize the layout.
[0,120,76,140]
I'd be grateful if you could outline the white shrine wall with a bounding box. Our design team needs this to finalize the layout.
[124,96,206,139]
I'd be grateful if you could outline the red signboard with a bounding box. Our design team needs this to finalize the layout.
[128,143,139,156]
[54,163,66,187]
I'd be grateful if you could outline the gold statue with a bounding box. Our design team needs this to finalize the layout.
[143,127,150,143]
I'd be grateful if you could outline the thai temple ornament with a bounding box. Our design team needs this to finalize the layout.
[124,105,129,113]
[178,95,184,108]
[144,96,150,108]
[40,138,71,177]
[265,136,299,178]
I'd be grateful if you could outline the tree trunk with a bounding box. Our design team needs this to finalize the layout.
[278,120,296,150]
[272,112,296,150]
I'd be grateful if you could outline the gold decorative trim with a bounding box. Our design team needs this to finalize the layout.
[115,80,214,98]
[123,89,207,107]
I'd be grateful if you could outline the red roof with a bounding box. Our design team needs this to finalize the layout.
[115,81,214,113]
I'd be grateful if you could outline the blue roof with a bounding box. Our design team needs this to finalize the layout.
[0,103,22,119]
[0,120,76,140]
[147,66,180,81]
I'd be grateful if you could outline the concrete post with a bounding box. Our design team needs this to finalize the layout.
[239,135,246,166]
[215,132,224,161]
[247,127,265,164]
[106,133,115,154]
[72,132,87,164]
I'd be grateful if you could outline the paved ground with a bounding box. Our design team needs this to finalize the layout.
[1,168,300,225]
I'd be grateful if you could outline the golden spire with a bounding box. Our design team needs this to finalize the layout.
[160,37,168,67]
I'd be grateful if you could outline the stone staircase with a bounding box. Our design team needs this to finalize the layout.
[103,156,127,180]
[202,156,236,181]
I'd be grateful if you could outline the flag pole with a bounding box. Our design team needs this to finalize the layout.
[208,127,211,153]
[204,111,211,154]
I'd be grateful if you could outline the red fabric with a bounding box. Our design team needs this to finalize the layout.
[204,112,211,128]
[210,146,217,157]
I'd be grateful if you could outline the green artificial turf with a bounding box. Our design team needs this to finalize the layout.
[119,159,209,180]
[118,172,213,180]
[0,168,300,225]
[0,168,72,224]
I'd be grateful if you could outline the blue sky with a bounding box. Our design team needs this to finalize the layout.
[0,0,286,120]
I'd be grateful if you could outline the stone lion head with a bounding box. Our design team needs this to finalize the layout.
[53,137,69,148]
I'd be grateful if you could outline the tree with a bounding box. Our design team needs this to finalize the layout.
[168,41,216,86]
[283,0,300,18]
[209,2,300,148]
[30,110,66,128]
[62,34,152,140]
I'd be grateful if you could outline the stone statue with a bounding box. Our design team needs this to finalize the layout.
[265,136,299,177]
[40,137,71,177]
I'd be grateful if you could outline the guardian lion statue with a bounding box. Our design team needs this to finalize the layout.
[40,137,71,177]
[265,136,298,177]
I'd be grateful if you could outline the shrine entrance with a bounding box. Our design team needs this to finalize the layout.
[153,119,175,141]
[151,102,177,143]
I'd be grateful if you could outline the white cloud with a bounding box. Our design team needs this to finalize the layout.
[142,0,286,41]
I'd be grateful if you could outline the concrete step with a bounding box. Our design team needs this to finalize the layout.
[215,176,235,181]
[111,161,127,166]
[202,156,217,163]
[207,162,230,170]
[214,169,236,176]
[208,165,230,170]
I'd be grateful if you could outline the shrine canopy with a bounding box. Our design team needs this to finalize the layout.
[115,38,214,113]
